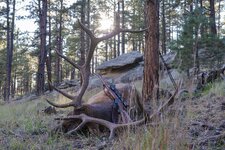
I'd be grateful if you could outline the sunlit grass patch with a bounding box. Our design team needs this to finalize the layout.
[205,81,225,97]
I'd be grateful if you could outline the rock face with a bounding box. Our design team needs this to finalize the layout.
[87,51,179,90]
[96,51,143,74]
[96,51,177,75]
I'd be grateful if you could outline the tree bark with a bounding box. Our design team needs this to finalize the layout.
[209,0,217,35]
[142,0,159,115]
[46,0,52,91]
[37,0,47,95]
[199,0,204,36]
[121,0,125,54]
[113,2,117,58]
[161,0,166,54]
[217,0,221,34]
[55,0,63,85]
[105,40,108,61]
[5,0,15,101]
[86,0,91,73]
[79,0,86,84]
[117,2,120,56]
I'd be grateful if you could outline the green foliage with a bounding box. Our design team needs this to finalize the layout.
[200,35,225,68]
[170,7,225,72]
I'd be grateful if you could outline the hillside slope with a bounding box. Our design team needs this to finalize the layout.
[0,80,224,149]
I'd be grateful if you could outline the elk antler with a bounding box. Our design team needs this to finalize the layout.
[46,19,147,108]
[55,84,179,139]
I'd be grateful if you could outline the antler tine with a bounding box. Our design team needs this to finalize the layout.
[78,19,95,39]
[98,27,147,42]
[46,83,84,108]
[45,98,77,108]
[55,114,146,140]
[49,82,77,100]
[46,82,80,108]
[55,49,81,70]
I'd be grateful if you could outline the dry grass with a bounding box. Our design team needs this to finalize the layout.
[0,81,188,150]
[0,80,224,149]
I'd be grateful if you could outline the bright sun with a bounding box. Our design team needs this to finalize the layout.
[99,14,114,31]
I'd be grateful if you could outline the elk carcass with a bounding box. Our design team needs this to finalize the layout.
[50,83,143,134]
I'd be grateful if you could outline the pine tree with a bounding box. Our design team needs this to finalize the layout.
[142,0,159,114]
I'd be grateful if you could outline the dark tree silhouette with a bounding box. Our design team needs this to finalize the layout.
[209,0,217,35]
[5,0,15,101]
[37,0,47,95]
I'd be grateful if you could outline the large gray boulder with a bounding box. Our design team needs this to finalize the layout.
[118,65,143,83]
[96,51,143,74]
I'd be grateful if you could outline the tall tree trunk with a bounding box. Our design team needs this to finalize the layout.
[55,0,63,85]
[24,74,29,94]
[79,0,86,84]
[193,24,200,75]
[117,2,120,56]
[11,73,16,98]
[70,69,75,80]
[80,1,85,65]
[105,40,108,61]
[46,0,52,91]
[113,1,117,58]
[161,0,166,54]
[86,0,91,73]
[142,0,159,115]
[37,0,47,95]
[217,0,221,34]
[168,0,171,42]
[10,0,16,97]
[209,0,217,35]
[109,38,113,59]
[46,56,52,90]
[132,7,136,50]
[199,0,204,36]
[5,0,10,101]
[121,0,125,54]
[5,0,15,101]
[54,24,59,84]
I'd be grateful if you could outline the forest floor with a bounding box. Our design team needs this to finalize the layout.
[0,80,224,150]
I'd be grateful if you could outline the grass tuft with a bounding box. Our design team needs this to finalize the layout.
[202,81,225,96]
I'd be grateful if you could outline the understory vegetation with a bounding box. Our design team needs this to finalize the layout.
[0,80,224,149]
